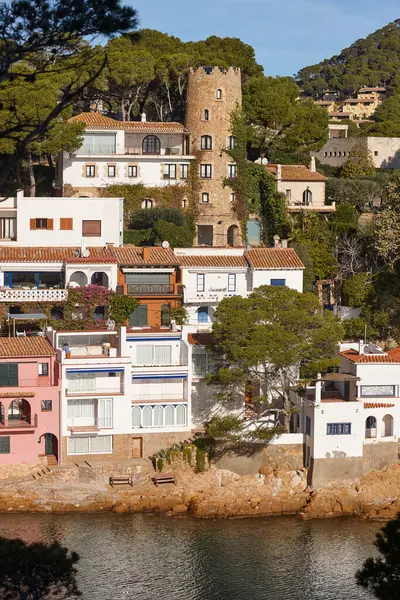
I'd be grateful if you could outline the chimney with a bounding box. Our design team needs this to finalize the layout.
[359,339,365,355]
[142,247,151,262]
[310,156,316,173]
[276,164,282,180]
[141,112,147,122]
[281,239,288,248]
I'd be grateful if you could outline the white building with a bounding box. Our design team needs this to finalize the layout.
[175,247,304,329]
[303,341,400,487]
[314,136,400,169]
[264,159,335,214]
[0,190,123,247]
[58,112,194,197]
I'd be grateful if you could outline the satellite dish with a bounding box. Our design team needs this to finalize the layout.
[81,247,90,258]
[161,241,170,249]
[261,157,268,165]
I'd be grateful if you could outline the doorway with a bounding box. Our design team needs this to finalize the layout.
[132,437,143,458]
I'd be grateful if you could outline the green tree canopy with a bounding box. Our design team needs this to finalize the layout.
[341,142,376,179]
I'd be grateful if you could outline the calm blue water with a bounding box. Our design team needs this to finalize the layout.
[0,514,378,599]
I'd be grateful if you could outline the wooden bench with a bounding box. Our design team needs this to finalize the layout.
[152,473,177,487]
[109,476,134,488]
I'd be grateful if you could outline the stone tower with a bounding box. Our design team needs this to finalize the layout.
[185,67,243,247]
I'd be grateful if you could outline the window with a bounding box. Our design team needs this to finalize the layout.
[67,435,112,454]
[228,274,236,292]
[324,152,327,157]
[302,189,312,205]
[41,400,52,411]
[201,192,209,203]
[228,136,236,150]
[141,199,153,209]
[129,304,148,327]
[192,353,207,377]
[271,279,286,287]
[182,198,187,209]
[327,423,351,435]
[197,273,205,292]
[201,135,212,150]
[230,193,235,203]
[128,165,138,178]
[132,406,141,428]
[360,385,395,397]
[306,416,311,436]
[132,404,187,428]
[0,436,10,454]
[216,89,222,99]
[82,220,101,237]
[374,150,379,156]
[286,189,291,201]
[180,164,188,179]
[197,307,209,323]
[228,164,237,178]
[200,164,212,179]
[0,217,16,240]
[163,164,176,180]
[85,165,96,177]
[30,218,53,230]
[80,133,116,154]
[60,218,73,231]
[136,345,172,365]
[197,225,213,246]
[38,363,49,376]
[142,135,161,154]
[0,363,18,387]
[204,109,209,121]
[107,165,116,177]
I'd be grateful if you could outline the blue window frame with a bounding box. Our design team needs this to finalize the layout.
[327,423,351,435]
[271,279,286,287]
[197,307,209,323]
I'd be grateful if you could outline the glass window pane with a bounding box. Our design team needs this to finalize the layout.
[137,345,153,365]
[154,405,163,427]
[142,406,152,427]
[176,405,186,426]
[165,405,174,426]
[154,346,172,365]
[132,406,141,427]
[90,435,112,453]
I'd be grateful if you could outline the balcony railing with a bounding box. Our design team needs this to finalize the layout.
[118,284,183,296]
[66,386,124,396]
[67,417,113,431]
[0,288,67,302]
[0,413,38,429]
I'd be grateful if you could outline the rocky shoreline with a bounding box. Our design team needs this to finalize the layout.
[0,461,399,520]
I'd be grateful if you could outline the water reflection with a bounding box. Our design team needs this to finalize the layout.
[0,514,377,600]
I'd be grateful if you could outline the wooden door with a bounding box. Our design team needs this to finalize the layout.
[132,437,143,459]
[44,433,54,455]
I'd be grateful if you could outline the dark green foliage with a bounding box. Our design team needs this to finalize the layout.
[342,273,370,308]
[157,457,163,473]
[343,318,375,341]
[297,20,400,97]
[0,536,81,599]
[291,242,316,293]
[195,447,206,473]
[130,207,185,229]
[125,207,195,247]
[109,295,138,325]
[326,178,382,212]
[123,229,154,245]
[328,203,359,235]
[154,219,195,248]
[206,415,244,439]
[356,512,400,599]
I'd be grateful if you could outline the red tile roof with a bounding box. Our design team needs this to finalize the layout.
[245,248,304,270]
[178,255,248,268]
[340,348,400,364]
[265,164,327,182]
[114,246,180,266]
[188,333,213,346]
[364,402,395,409]
[0,247,116,263]
[69,112,187,133]
[0,338,56,357]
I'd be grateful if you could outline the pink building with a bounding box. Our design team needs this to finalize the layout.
[0,338,60,465]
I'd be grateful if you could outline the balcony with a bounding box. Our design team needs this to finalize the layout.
[67,417,113,432]
[118,284,183,296]
[0,288,67,302]
[0,414,38,430]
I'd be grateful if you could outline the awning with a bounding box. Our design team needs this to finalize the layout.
[127,337,181,342]
[7,313,46,320]
[318,373,359,381]
[132,373,188,380]
[66,368,124,374]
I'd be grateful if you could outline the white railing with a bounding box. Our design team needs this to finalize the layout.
[0,288,67,302]
[185,290,240,303]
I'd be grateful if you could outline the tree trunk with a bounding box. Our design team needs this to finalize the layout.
[27,152,36,197]
[15,159,22,189]
[46,153,55,182]
[121,98,126,121]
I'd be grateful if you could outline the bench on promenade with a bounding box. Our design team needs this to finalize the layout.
[152,473,177,487]
[109,476,134,488]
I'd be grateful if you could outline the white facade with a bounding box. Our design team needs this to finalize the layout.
[0,191,123,247]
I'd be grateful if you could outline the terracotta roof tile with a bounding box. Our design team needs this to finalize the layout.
[340,348,400,364]
[0,391,35,397]
[114,246,180,266]
[364,402,395,409]
[0,247,116,263]
[69,112,186,133]
[358,87,386,93]
[188,333,213,346]
[178,255,248,268]
[0,338,56,358]
[265,164,326,182]
[245,248,304,269]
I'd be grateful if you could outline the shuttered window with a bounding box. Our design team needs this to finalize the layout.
[129,305,148,327]
[82,220,101,237]
[30,219,53,230]
[125,273,170,285]
[0,363,18,387]
[0,437,10,454]
[60,218,73,230]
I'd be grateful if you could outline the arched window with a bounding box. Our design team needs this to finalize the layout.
[154,405,164,427]
[365,415,377,438]
[228,136,236,150]
[141,198,153,209]
[216,89,222,100]
[69,271,88,288]
[142,406,152,427]
[176,405,186,426]
[142,135,161,155]
[197,307,209,323]
[230,193,235,203]
[165,405,174,426]
[227,225,239,247]
[91,272,109,287]
[382,414,394,437]
[204,109,209,121]
[303,189,312,205]
[182,198,187,209]
[201,192,209,203]
[201,135,212,150]
[132,406,141,428]
[8,399,31,424]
